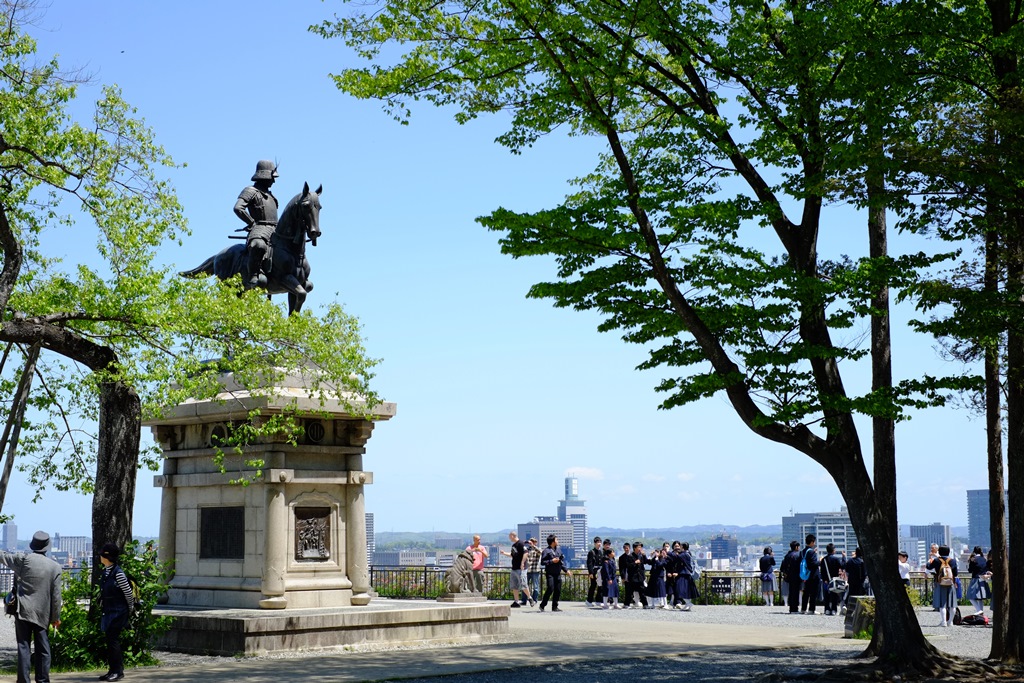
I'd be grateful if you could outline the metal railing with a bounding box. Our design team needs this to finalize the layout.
[368,567,965,606]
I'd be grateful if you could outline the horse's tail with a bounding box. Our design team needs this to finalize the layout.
[179,255,217,278]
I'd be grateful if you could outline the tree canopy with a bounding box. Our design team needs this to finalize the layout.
[316,0,1010,675]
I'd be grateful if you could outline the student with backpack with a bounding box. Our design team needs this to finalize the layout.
[98,544,136,681]
[927,545,959,627]
[799,534,821,615]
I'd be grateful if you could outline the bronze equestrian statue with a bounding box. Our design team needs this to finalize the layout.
[181,162,323,315]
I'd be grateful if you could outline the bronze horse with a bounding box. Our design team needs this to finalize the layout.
[181,183,322,314]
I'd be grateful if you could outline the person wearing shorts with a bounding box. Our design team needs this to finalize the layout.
[500,531,536,607]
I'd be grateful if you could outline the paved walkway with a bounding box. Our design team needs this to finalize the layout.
[48,603,862,682]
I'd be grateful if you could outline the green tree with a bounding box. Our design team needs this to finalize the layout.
[0,0,378,578]
[316,0,992,675]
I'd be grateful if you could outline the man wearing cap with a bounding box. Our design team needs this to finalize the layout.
[234,160,279,289]
[0,530,62,683]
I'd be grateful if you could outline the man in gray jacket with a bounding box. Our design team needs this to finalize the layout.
[1,530,62,683]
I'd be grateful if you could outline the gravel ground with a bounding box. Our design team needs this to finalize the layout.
[0,603,997,674]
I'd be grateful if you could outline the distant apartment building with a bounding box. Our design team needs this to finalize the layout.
[365,513,375,565]
[708,533,739,561]
[518,517,576,564]
[372,550,429,566]
[967,489,1009,550]
[783,507,858,555]
[51,536,90,565]
[1,523,16,550]
[898,535,927,569]
[435,551,459,568]
[434,536,466,550]
[490,544,509,568]
[557,476,588,558]
[908,523,951,550]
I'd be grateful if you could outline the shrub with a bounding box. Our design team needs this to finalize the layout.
[51,540,174,670]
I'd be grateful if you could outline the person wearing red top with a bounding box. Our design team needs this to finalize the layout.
[466,535,489,593]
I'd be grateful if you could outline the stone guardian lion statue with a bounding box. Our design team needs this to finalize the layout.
[444,550,478,593]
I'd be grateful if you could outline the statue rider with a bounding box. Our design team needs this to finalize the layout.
[234,160,279,288]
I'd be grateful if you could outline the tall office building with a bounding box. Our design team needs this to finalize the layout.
[908,523,951,550]
[365,512,375,565]
[783,508,858,555]
[967,489,1009,550]
[1,523,16,550]
[782,513,815,545]
[557,476,588,557]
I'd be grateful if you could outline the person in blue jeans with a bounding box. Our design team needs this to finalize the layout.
[524,537,542,605]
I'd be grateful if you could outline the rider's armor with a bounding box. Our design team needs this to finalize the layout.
[234,160,279,287]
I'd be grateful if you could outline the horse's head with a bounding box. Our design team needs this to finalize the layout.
[298,181,322,246]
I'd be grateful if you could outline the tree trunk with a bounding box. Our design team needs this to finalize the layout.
[985,209,1010,660]
[90,380,141,585]
[864,145,898,657]
[986,0,1024,661]
[836,458,942,666]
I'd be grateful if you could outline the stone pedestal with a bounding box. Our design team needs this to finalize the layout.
[844,596,875,638]
[145,369,395,610]
[436,592,486,603]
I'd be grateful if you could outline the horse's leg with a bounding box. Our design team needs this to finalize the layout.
[288,291,306,315]
[281,272,307,296]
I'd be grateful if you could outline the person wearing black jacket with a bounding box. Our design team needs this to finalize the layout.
[820,543,846,616]
[758,547,776,606]
[780,540,802,613]
[617,544,633,607]
[624,542,649,609]
[843,547,868,615]
[585,537,603,606]
[539,534,571,612]
[98,543,135,682]
[799,534,821,614]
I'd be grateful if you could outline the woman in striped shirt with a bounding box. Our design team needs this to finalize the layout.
[98,544,135,681]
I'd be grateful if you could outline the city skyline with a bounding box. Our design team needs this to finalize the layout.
[0,0,997,538]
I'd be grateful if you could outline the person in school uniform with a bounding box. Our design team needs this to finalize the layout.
[675,542,699,611]
[966,546,989,618]
[625,542,649,609]
[780,540,803,614]
[601,548,621,609]
[759,547,776,607]
[927,545,959,627]
[585,537,604,607]
[820,544,845,615]
[799,534,821,615]
[645,547,669,609]
[539,534,571,612]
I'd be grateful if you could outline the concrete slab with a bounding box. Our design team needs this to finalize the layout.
[153,601,510,655]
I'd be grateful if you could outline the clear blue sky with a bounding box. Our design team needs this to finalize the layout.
[4,0,988,540]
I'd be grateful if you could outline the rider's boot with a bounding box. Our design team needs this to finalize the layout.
[246,246,265,288]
